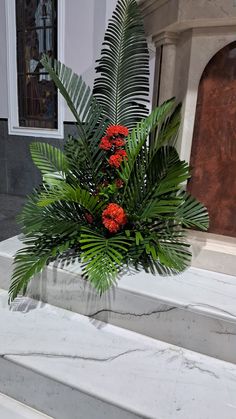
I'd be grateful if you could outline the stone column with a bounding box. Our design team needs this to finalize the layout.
[152,32,179,105]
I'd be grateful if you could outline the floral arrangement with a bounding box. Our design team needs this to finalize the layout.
[9,0,209,301]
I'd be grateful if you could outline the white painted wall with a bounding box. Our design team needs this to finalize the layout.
[0,0,8,118]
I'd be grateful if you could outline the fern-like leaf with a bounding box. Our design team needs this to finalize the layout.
[80,228,130,292]
[30,142,68,176]
[175,193,209,230]
[41,55,108,180]
[93,0,149,129]
[37,183,105,216]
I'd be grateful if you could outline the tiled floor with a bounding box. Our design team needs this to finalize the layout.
[0,194,25,242]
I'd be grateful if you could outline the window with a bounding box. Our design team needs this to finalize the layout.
[6,0,64,138]
[16,0,58,129]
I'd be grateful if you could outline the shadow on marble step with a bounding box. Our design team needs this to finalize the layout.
[1,236,236,365]
[1,291,236,419]
[0,358,141,419]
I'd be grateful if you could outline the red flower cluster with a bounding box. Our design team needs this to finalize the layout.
[106,125,129,137]
[102,203,127,233]
[113,137,126,148]
[99,136,113,151]
[108,149,127,168]
[99,125,129,169]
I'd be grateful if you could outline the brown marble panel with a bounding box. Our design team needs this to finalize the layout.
[188,42,236,237]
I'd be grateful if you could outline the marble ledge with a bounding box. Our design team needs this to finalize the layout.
[1,236,236,364]
[0,393,52,419]
[1,291,236,419]
[1,236,236,323]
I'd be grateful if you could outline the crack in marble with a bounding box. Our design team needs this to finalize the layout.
[1,348,148,363]
[211,277,236,286]
[212,331,236,336]
[183,359,219,379]
[88,306,177,318]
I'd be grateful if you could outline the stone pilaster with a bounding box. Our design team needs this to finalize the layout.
[153,32,179,105]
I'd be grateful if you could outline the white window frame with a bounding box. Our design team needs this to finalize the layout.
[5,0,65,139]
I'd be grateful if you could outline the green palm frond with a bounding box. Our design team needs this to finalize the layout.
[80,228,130,292]
[18,192,87,235]
[17,193,46,234]
[9,237,74,302]
[30,142,68,176]
[93,0,149,129]
[157,240,191,271]
[176,193,209,230]
[41,56,108,180]
[120,103,185,214]
[9,251,49,302]
[37,183,105,216]
[9,0,209,302]
[127,227,191,274]
[120,100,175,185]
[138,197,183,220]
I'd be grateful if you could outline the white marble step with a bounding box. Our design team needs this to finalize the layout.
[1,290,236,419]
[0,392,52,419]
[0,236,236,363]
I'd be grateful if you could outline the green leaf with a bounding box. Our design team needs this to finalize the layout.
[37,183,105,216]
[9,238,73,302]
[80,228,130,292]
[157,241,191,271]
[41,55,108,181]
[120,100,175,184]
[30,142,68,176]
[93,0,149,129]
[176,193,209,230]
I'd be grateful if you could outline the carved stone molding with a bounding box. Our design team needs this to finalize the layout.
[152,31,179,47]
[138,0,170,17]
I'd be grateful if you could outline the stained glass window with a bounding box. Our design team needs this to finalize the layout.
[15,0,58,129]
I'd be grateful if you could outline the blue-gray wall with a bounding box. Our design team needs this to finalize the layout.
[0,119,77,196]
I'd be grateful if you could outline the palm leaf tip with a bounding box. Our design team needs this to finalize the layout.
[93,0,150,129]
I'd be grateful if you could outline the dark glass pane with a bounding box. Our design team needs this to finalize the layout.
[15,0,58,129]
[16,0,24,30]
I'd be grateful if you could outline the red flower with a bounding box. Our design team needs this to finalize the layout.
[113,137,126,148]
[99,136,113,150]
[85,213,94,224]
[115,179,124,188]
[108,150,128,168]
[116,149,127,158]
[108,153,123,168]
[102,203,127,233]
[106,125,129,137]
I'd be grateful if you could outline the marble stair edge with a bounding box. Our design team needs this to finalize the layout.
[187,230,236,277]
[0,236,236,363]
[0,392,53,419]
[1,290,236,419]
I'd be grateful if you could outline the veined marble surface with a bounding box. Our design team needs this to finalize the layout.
[0,291,236,419]
[1,236,236,364]
[1,236,236,321]
[0,392,52,418]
